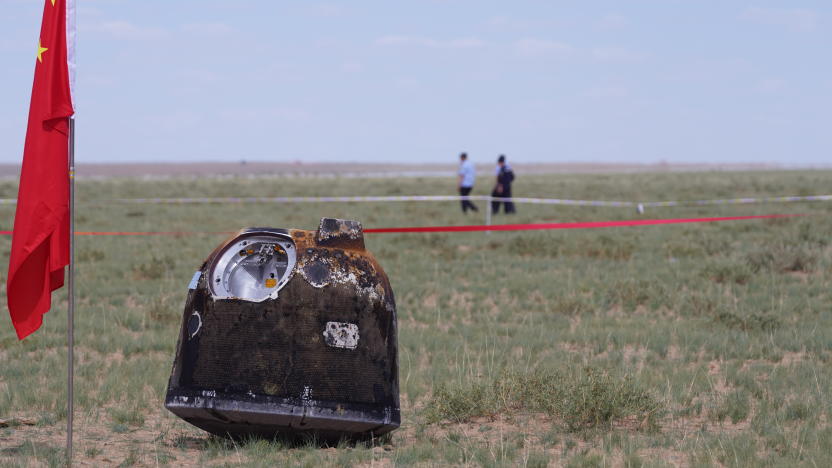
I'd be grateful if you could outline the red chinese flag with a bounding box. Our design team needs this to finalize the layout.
[7,0,75,340]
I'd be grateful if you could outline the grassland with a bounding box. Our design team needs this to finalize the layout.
[0,170,830,467]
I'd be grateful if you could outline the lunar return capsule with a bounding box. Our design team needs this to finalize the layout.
[165,218,399,440]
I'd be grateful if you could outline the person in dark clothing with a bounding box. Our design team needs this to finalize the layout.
[457,152,478,213]
[491,154,516,214]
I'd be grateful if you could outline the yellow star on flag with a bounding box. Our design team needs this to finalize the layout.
[37,39,48,63]
[51,0,56,6]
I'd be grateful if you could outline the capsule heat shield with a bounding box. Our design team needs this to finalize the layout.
[165,219,399,440]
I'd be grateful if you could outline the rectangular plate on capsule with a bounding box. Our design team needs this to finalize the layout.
[323,322,359,350]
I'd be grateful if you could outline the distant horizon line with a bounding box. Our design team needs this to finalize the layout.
[0,159,819,168]
[2,160,831,181]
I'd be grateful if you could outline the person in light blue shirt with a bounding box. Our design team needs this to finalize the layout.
[457,152,478,213]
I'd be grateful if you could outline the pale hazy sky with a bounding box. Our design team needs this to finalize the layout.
[0,1,829,165]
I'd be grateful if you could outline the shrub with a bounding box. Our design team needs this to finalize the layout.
[606,278,659,311]
[424,368,663,431]
[784,401,811,421]
[746,244,816,273]
[508,236,558,257]
[580,235,635,261]
[77,248,106,263]
[552,295,593,315]
[711,390,750,424]
[713,312,781,332]
[424,382,494,423]
[678,290,719,317]
[702,260,752,285]
[132,255,176,280]
[551,368,662,431]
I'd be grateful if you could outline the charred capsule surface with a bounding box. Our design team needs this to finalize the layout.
[165,219,399,441]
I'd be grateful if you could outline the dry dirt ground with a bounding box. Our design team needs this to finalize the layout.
[1,350,805,467]
[0,384,759,467]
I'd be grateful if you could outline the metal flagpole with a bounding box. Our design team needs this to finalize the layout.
[66,0,77,461]
[67,116,75,464]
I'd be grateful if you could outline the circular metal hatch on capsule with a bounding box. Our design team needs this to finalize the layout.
[208,233,297,302]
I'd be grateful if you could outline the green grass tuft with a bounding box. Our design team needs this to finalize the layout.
[425,367,663,431]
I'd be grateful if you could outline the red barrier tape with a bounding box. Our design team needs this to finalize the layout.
[363,214,803,233]
[0,231,231,236]
[0,214,803,237]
